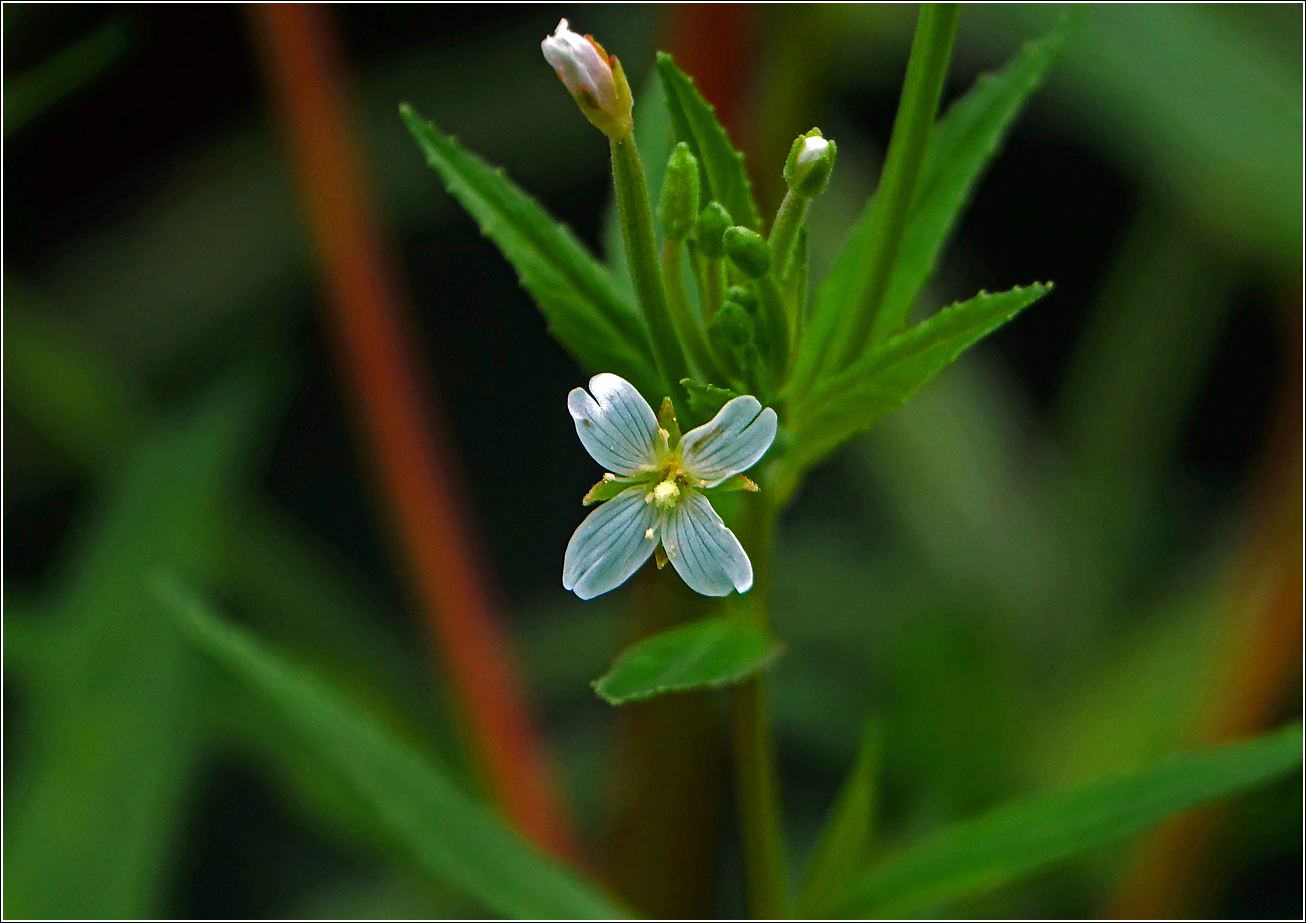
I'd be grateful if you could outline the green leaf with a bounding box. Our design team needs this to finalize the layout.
[879,9,1080,336]
[655,53,762,232]
[4,21,132,137]
[680,377,740,419]
[401,104,660,398]
[837,723,1305,917]
[158,580,629,920]
[781,284,1051,496]
[799,721,883,918]
[791,12,1072,398]
[593,615,783,705]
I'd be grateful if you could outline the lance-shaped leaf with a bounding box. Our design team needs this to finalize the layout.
[655,53,761,232]
[160,581,628,920]
[593,615,783,705]
[780,284,1051,498]
[791,13,1074,399]
[401,105,660,398]
[836,723,1304,917]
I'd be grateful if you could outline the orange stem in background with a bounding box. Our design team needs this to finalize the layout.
[246,3,577,861]
[1106,301,1303,918]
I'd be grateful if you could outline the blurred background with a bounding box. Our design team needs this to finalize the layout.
[4,3,1301,919]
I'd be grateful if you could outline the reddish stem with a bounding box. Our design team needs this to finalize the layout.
[246,2,577,861]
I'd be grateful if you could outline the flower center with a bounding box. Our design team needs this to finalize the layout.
[649,479,681,509]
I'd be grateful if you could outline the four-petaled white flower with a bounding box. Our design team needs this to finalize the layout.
[563,374,778,600]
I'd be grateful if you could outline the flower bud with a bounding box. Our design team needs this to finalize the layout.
[724,285,759,316]
[659,143,700,240]
[783,128,837,198]
[723,226,771,280]
[541,19,633,141]
[709,300,755,350]
[693,201,732,260]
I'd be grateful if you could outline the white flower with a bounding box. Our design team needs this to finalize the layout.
[563,374,778,600]
[797,135,830,165]
[541,19,633,140]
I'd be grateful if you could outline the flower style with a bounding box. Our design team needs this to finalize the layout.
[563,374,778,600]
[541,19,634,141]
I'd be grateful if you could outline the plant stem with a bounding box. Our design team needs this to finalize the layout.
[695,249,727,324]
[837,2,959,366]
[755,274,791,385]
[611,135,689,398]
[730,493,788,919]
[767,189,808,282]
[662,238,727,389]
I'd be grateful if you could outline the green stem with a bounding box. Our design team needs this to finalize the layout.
[730,494,788,919]
[696,251,726,325]
[755,274,791,386]
[837,2,959,366]
[767,189,809,282]
[611,135,689,398]
[662,238,727,388]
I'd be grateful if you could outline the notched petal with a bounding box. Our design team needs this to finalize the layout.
[568,373,662,476]
[563,486,659,599]
[664,493,753,596]
[680,395,779,486]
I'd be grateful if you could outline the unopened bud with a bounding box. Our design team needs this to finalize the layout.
[783,128,837,198]
[659,143,700,240]
[541,19,633,141]
[693,201,732,260]
[723,285,759,316]
[723,226,771,279]
[709,300,755,350]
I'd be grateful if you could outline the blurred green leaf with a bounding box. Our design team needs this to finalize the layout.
[881,10,1078,333]
[159,580,628,919]
[680,377,740,420]
[593,615,783,705]
[4,20,132,136]
[782,283,1052,496]
[799,721,882,918]
[3,376,263,919]
[656,53,762,232]
[837,724,1305,917]
[401,104,660,398]
[3,292,137,471]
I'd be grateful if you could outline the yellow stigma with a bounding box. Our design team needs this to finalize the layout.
[650,479,680,509]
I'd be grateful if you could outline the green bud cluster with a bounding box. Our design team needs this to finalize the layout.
[723,227,771,279]
[693,201,732,260]
[658,143,700,240]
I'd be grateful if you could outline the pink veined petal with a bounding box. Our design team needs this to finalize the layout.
[562,486,659,599]
[567,373,662,476]
[663,492,752,596]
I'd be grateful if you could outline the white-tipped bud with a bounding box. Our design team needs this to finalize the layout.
[541,19,633,140]
[797,136,830,165]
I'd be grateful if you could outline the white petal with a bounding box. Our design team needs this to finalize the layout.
[664,493,753,596]
[679,396,778,486]
[563,486,658,600]
[541,19,617,110]
[798,136,830,164]
[568,373,662,476]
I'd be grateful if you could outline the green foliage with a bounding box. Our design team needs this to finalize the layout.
[781,283,1052,496]
[160,580,629,920]
[837,724,1304,917]
[655,53,762,233]
[793,11,1071,397]
[401,104,661,399]
[680,378,741,419]
[798,721,883,918]
[593,615,783,704]
[4,20,132,137]
[3,376,263,919]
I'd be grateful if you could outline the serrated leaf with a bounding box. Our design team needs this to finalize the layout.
[837,724,1304,917]
[593,615,782,705]
[655,53,762,232]
[782,284,1052,494]
[401,104,659,398]
[680,377,740,419]
[792,14,1074,398]
[159,580,628,920]
[878,10,1080,336]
